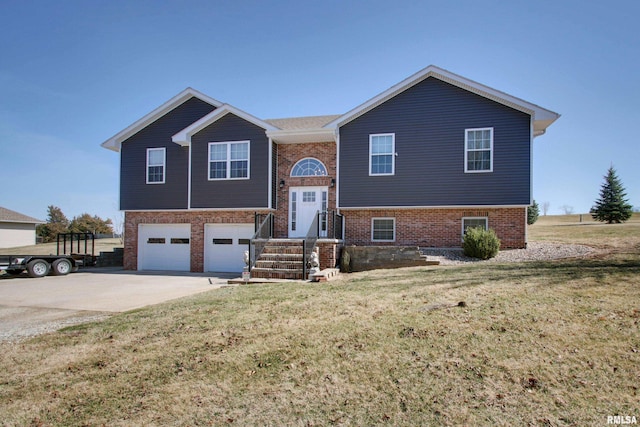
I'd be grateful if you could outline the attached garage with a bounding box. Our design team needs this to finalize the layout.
[138,224,191,271]
[204,224,254,273]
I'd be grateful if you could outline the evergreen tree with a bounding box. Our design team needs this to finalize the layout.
[527,200,540,225]
[591,166,633,224]
[36,205,70,242]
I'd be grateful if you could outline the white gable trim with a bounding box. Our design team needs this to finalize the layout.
[101,88,223,152]
[324,65,560,137]
[172,104,279,146]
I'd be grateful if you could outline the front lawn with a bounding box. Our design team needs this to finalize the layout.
[0,216,638,425]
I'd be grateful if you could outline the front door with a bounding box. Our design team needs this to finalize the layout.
[289,186,328,238]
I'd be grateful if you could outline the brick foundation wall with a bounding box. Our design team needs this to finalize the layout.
[274,141,337,238]
[124,210,271,272]
[341,207,527,249]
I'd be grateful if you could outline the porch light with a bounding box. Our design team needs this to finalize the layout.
[330,178,335,188]
[279,179,285,189]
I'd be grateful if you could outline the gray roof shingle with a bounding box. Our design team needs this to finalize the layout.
[0,207,44,224]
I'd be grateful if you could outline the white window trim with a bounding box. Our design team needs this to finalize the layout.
[146,147,166,184]
[208,140,250,181]
[369,133,395,176]
[461,217,488,239]
[464,127,493,173]
[371,217,396,242]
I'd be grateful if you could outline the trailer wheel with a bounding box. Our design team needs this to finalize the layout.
[26,259,50,278]
[51,259,72,276]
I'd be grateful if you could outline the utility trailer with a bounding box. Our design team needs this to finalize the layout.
[0,233,97,278]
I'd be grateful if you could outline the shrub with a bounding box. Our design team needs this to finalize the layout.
[463,227,501,259]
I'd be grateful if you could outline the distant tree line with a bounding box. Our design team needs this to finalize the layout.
[531,166,634,222]
[37,205,114,243]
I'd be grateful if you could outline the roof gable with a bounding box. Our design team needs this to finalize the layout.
[172,104,279,146]
[324,65,560,137]
[101,88,223,152]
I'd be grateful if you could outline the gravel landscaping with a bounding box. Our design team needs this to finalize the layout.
[422,241,596,265]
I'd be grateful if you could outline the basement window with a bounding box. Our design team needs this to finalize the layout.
[372,218,395,242]
[462,217,488,239]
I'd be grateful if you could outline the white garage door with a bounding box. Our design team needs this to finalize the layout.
[204,224,254,273]
[138,224,191,271]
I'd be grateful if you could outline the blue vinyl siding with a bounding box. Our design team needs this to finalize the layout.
[338,77,532,207]
[190,113,269,209]
[120,97,216,210]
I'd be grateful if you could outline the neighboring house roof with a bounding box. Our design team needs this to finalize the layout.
[323,65,560,137]
[0,207,44,224]
[265,114,342,144]
[101,88,223,152]
[172,104,280,146]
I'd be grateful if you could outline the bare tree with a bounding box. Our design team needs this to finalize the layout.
[542,201,550,216]
[112,210,125,244]
[560,205,574,215]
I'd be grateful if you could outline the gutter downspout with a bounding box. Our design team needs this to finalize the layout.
[268,137,273,210]
[187,140,192,210]
[335,129,340,215]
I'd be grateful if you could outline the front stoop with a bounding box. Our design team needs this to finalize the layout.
[310,268,340,282]
[250,239,306,280]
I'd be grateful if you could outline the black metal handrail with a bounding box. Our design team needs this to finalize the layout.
[302,211,321,279]
[330,210,344,240]
[249,213,274,272]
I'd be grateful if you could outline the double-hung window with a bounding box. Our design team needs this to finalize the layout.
[208,141,250,180]
[372,218,395,242]
[369,133,395,175]
[146,147,166,184]
[465,128,493,173]
[462,217,488,239]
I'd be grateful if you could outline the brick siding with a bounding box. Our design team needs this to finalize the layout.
[274,141,337,238]
[341,207,527,249]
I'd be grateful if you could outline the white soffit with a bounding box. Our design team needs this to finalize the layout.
[101,88,223,152]
[324,65,560,136]
[266,128,336,144]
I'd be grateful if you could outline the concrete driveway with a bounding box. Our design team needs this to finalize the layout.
[0,267,237,341]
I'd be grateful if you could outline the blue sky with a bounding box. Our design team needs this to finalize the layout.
[1,0,638,226]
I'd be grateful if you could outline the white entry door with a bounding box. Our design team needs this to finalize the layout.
[289,186,328,238]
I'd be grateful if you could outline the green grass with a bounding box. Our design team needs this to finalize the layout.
[1,218,639,426]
